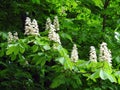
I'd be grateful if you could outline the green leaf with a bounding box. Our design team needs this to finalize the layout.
[36,0,40,4]
[88,69,100,81]
[55,57,65,65]
[72,75,82,86]
[43,45,51,50]
[100,69,108,80]
[50,74,65,88]
[118,78,120,84]
[114,71,120,84]
[31,0,40,4]
[60,33,73,42]
[107,75,117,83]
[0,48,5,57]
[32,45,38,52]
[57,45,73,70]
[100,69,116,82]
[11,54,16,61]
[92,0,103,9]
[19,44,25,53]
[6,45,15,55]
[13,46,19,55]
[35,37,49,46]
[6,44,20,55]
[32,53,46,67]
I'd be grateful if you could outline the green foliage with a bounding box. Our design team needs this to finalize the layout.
[1,31,120,89]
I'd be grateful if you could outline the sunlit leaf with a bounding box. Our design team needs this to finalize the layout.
[43,45,51,50]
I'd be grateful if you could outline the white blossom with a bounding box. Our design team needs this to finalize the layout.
[24,17,39,36]
[49,24,56,32]
[45,17,52,30]
[89,46,97,62]
[25,17,31,26]
[47,16,61,44]
[8,32,19,43]
[99,42,112,65]
[14,32,19,41]
[48,24,61,44]
[53,16,60,31]
[24,17,32,35]
[71,44,78,62]
[31,19,39,36]
[8,32,14,43]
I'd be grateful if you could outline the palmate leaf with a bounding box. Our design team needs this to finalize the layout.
[100,69,116,83]
[32,53,47,67]
[56,44,73,70]
[6,42,26,58]
[88,69,116,83]
[6,43,24,55]
[6,45,15,55]
[88,69,100,82]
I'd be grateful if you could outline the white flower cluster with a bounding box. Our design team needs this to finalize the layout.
[99,42,112,65]
[71,44,78,62]
[8,32,19,43]
[89,46,97,62]
[14,32,19,40]
[45,16,60,31]
[45,17,52,30]
[24,17,39,36]
[53,16,60,31]
[46,16,61,44]
[48,24,61,44]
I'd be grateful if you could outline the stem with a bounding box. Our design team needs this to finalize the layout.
[102,0,110,32]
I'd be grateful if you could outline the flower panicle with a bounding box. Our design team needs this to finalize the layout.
[45,17,52,30]
[99,42,112,65]
[45,16,60,31]
[53,16,60,31]
[89,46,97,62]
[48,24,61,44]
[71,44,78,62]
[24,17,40,36]
[46,16,61,44]
[8,32,19,43]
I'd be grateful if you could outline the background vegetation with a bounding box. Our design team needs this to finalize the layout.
[0,0,120,89]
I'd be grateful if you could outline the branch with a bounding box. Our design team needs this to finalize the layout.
[102,0,110,32]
